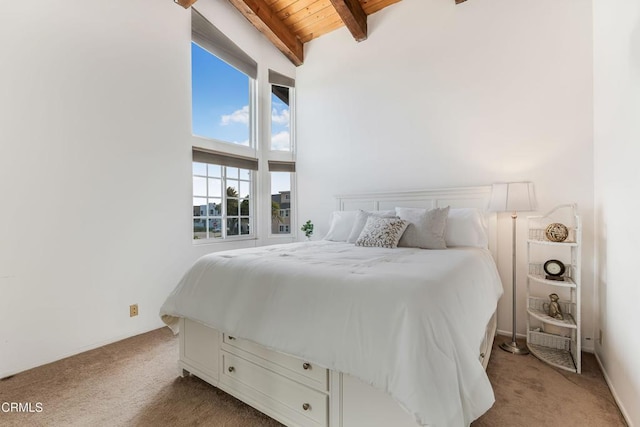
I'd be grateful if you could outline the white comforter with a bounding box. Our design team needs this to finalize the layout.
[160,241,503,426]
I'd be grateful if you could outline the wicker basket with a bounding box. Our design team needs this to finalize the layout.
[528,330,571,350]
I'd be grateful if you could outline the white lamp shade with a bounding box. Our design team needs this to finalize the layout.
[488,182,537,213]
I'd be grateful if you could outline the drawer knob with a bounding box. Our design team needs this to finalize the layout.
[302,362,311,370]
[228,366,235,373]
[302,403,311,411]
[228,336,235,340]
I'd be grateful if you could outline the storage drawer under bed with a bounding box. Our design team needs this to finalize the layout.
[220,351,329,427]
[223,334,328,391]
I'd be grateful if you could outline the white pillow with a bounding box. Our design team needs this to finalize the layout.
[355,217,409,248]
[395,206,449,249]
[347,209,397,243]
[324,210,359,242]
[445,208,488,248]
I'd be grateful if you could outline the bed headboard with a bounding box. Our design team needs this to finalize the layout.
[335,186,497,259]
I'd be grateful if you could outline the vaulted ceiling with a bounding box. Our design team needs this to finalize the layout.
[175,0,467,66]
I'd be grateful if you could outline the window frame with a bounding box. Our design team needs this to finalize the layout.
[192,162,256,243]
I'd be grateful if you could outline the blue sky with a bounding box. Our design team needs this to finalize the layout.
[270,94,290,151]
[192,43,250,145]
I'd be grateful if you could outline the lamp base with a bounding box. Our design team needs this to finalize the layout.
[499,340,529,355]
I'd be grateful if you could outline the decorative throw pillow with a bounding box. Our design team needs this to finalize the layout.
[347,209,397,243]
[355,217,409,248]
[324,210,359,242]
[396,206,450,249]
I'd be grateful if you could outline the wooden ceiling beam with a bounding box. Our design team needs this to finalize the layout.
[328,0,367,42]
[228,0,304,66]
[174,0,198,8]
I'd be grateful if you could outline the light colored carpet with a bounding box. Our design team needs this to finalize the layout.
[0,328,626,426]
[473,336,626,426]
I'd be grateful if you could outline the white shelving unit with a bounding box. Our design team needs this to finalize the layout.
[526,204,581,373]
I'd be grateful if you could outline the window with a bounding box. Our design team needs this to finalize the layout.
[191,9,257,147]
[270,162,295,235]
[191,11,299,242]
[269,70,294,152]
[193,149,257,241]
[192,44,251,146]
[191,10,259,242]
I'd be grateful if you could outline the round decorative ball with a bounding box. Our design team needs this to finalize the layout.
[545,223,569,242]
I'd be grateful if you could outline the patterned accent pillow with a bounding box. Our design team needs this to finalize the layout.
[355,216,409,248]
[347,209,397,243]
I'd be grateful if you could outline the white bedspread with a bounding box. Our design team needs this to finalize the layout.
[160,241,503,426]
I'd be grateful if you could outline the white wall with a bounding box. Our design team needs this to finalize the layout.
[0,0,294,378]
[594,0,640,424]
[296,0,595,347]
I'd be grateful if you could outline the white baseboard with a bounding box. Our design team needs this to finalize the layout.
[594,352,634,427]
[496,329,526,339]
[0,325,164,380]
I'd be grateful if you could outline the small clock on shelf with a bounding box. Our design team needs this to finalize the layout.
[544,259,566,281]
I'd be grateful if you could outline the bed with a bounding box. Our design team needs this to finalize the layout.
[160,187,503,427]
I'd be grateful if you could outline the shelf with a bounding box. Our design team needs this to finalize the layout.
[528,344,577,373]
[527,308,576,329]
[527,205,581,373]
[527,239,578,247]
[528,274,576,288]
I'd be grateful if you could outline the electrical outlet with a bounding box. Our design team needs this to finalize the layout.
[130,304,139,317]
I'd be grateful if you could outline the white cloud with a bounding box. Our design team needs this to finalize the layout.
[221,105,249,126]
[271,108,290,126]
[231,139,250,146]
[271,131,290,151]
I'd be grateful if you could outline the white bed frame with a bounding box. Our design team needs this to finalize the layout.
[177,186,498,427]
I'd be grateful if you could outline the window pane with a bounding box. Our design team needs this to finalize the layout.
[193,197,207,217]
[240,218,250,235]
[227,218,239,236]
[207,164,221,177]
[208,178,222,198]
[227,198,239,216]
[227,167,239,180]
[240,199,250,216]
[193,177,207,197]
[239,181,250,198]
[239,168,250,180]
[191,43,250,146]
[208,218,222,238]
[193,162,207,176]
[193,219,207,240]
[208,199,221,216]
[271,172,292,234]
[227,180,239,197]
[271,85,291,151]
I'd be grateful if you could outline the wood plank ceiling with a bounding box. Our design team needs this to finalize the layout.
[176,0,467,66]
